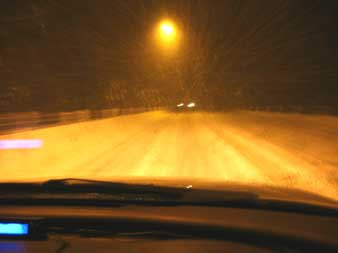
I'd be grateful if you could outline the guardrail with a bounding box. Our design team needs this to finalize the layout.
[0,107,154,135]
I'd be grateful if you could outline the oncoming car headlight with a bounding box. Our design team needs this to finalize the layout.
[187,102,195,108]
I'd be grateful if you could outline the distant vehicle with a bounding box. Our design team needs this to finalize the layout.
[186,102,196,108]
[174,102,196,111]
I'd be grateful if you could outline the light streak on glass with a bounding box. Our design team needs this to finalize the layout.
[0,139,43,149]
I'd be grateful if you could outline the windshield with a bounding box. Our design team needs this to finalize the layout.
[0,0,337,202]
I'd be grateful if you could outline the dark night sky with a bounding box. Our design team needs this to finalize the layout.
[0,0,338,111]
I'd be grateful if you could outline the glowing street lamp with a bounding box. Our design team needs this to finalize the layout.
[160,22,174,37]
[156,20,178,48]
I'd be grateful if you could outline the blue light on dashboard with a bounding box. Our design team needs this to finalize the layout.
[0,223,29,235]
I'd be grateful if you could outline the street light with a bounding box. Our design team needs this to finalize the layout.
[156,19,178,49]
[160,21,175,39]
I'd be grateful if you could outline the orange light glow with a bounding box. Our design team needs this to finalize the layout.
[156,20,178,47]
[161,23,174,36]
[159,21,176,39]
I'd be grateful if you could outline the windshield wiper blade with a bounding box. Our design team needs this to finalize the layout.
[0,178,186,199]
[1,178,337,216]
[42,178,185,197]
[0,178,260,207]
[0,178,257,201]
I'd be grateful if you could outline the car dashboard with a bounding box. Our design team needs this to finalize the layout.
[0,204,338,252]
